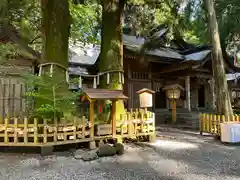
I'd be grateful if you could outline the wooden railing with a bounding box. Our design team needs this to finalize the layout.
[0,116,91,146]
[200,113,240,136]
[0,110,156,147]
[119,109,155,138]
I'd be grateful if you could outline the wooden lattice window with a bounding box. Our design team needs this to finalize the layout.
[131,72,149,79]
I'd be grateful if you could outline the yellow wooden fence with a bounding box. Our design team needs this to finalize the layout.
[0,116,91,146]
[0,109,155,147]
[119,109,155,138]
[200,113,240,136]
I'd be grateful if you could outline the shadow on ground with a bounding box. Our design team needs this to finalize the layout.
[136,127,240,179]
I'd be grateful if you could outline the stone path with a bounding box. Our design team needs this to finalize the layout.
[0,128,240,180]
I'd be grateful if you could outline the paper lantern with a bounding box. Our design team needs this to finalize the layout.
[163,84,184,100]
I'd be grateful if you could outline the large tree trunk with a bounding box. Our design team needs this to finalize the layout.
[41,0,70,67]
[99,0,125,122]
[204,0,233,116]
[37,0,70,117]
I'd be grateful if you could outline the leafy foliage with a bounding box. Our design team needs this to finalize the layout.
[22,72,83,120]
[70,1,101,44]
[0,43,20,65]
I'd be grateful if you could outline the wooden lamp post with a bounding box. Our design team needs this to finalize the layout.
[163,84,184,124]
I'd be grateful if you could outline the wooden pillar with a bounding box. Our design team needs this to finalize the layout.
[89,100,96,149]
[185,76,191,111]
[171,99,176,123]
[111,100,117,137]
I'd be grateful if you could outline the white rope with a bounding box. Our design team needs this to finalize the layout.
[38,63,125,85]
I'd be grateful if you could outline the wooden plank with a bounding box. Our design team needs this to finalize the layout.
[82,116,86,139]
[112,100,117,137]
[54,118,58,142]
[24,117,28,143]
[43,119,47,143]
[4,117,8,143]
[140,112,144,133]
[33,118,38,144]
[72,117,77,140]
[14,117,18,143]
[97,124,112,135]
[63,117,67,142]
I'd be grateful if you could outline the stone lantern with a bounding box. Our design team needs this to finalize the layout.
[163,84,184,124]
[136,88,155,110]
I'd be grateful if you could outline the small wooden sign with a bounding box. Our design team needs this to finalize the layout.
[97,124,112,135]
[136,88,155,108]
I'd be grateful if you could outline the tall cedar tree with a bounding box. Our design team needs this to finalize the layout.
[39,0,70,109]
[99,0,126,121]
[204,0,233,116]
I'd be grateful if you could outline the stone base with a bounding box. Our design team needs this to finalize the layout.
[89,141,96,150]
[41,146,53,156]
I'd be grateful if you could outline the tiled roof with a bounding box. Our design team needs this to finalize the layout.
[226,73,240,81]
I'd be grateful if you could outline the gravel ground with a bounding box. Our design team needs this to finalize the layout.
[0,128,240,180]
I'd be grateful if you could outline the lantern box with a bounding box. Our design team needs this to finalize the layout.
[163,84,184,99]
[136,88,155,108]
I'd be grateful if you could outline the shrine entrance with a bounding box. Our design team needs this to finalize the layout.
[155,88,167,109]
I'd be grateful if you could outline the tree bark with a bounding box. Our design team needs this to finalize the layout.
[99,0,125,122]
[37,0,70,117]
[204,0,233,116]
[41,0,70,67]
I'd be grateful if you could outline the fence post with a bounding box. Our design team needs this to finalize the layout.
[82,116,86,139]
[4,118,8,143]
[112,100,117,137]
[34,118,38,144]
[128,111,133,137]
[54,118,58,143]
[140,111,144,133]
[14,117,18,143]
[24,117,28,144]
[213,115,217,134]
[73,116,77,140]
[63,117,67,142]
[120,114,124,136]
[209,114,213,133]
[237,115,240,122]
[43,119,47,144]
[199,113,203,135]
[206,114,209,132]
[221,115,226,123]
[217,115,221,136]
[134,109,138,135]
